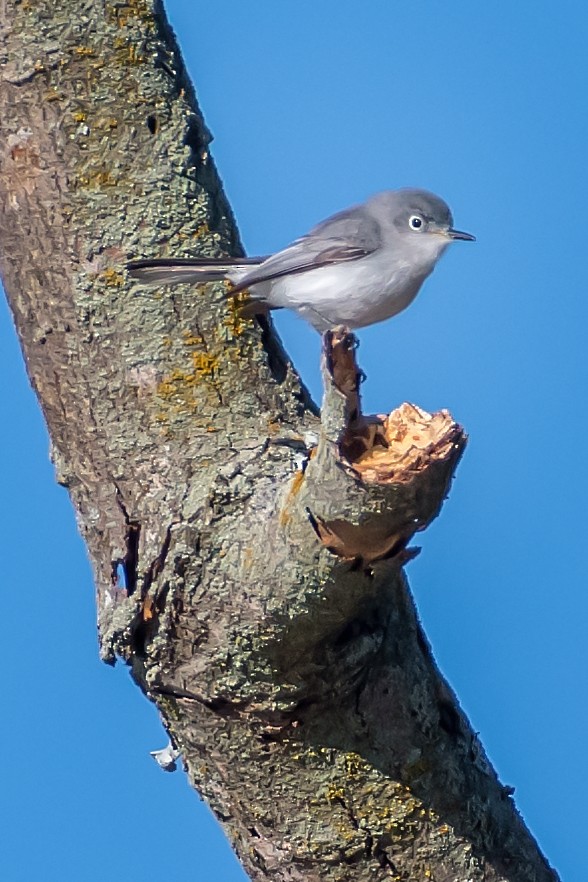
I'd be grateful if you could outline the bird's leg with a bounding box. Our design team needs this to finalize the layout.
[322,327,363,424]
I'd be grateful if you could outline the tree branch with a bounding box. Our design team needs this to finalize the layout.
[0,2,559,880]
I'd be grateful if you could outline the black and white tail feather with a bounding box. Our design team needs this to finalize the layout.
[127,256,267,290]
[127,255,275,316]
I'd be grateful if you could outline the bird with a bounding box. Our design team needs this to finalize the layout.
[127,189,474,332]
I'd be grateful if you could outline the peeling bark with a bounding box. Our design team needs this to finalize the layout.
[0,2,559,881]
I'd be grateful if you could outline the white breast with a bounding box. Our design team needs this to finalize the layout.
[250,249,441,331]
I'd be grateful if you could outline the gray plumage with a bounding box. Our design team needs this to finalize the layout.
[127,189,474,332]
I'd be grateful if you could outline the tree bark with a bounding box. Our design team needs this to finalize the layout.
[0,3,559,880]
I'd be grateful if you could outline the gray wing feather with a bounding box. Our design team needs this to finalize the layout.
[230,206,382,296]
[306,205,383,248]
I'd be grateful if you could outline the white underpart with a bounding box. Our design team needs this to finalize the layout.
[228,234,450,331]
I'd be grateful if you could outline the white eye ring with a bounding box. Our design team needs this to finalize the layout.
[409,215,424,231]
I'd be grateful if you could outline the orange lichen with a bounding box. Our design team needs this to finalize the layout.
[142,596,155,621]
[191,351,219,377]
[279,470,306,528]
[98,267,125,287]
[224,291,251,338]
[182,331,203,346]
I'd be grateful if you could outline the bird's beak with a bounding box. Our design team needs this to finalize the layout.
[447,227,476,242]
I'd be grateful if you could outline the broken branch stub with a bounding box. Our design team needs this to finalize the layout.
[300,328,467,564]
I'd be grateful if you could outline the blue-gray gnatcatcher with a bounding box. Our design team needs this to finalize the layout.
[127,189,474,332]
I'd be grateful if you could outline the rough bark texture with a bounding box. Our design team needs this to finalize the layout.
[0,3,559,881]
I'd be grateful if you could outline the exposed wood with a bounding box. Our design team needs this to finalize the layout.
[0,2,559,880]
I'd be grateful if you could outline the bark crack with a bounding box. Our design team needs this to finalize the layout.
[141,521,176,598]
[114,483,140,597]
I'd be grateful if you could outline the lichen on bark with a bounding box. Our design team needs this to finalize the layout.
[0,2,560,880]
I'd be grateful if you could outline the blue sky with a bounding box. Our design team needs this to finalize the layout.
[1,2,586,879]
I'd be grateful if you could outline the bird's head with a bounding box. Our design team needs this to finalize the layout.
[371,188,475,266]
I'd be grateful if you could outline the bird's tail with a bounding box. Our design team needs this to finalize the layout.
[126,256,266,287]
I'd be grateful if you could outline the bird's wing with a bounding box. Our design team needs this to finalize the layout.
[230,207,382,296]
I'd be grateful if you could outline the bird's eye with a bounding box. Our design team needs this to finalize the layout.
[409,215,424,231]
